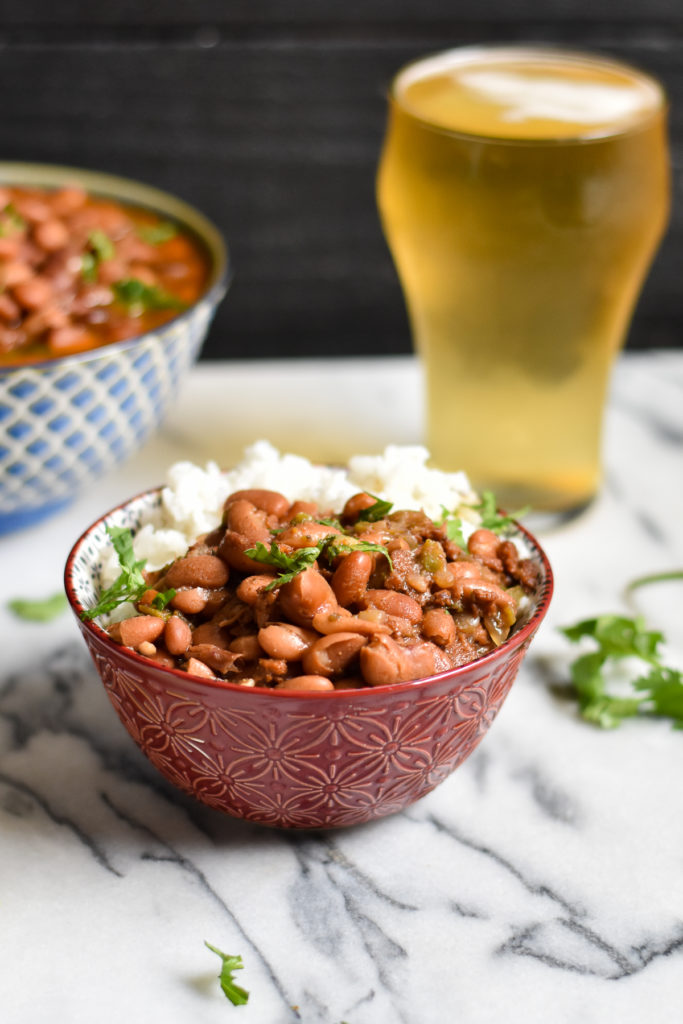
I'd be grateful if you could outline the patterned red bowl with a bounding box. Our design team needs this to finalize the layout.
[64,488,553,829]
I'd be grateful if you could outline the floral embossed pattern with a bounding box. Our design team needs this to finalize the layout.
[84,628,531,828]
[66,490,552,829]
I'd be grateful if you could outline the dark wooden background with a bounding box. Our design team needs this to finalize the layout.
[1,2,680,359]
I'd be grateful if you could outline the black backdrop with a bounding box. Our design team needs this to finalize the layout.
[1,2,680,359]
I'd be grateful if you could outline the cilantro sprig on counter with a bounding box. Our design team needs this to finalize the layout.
[561,614,683,729]
[204,942,249,1006]
[8,591,68,622]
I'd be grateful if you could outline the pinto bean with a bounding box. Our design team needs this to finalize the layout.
[170,587,209,615]
[276,675,335,692]
[278,567,338,628]
[275,521,341,549]
[467,529,503,571]
[422,608,456,647]
[164,615,192,657]
[191,621,230,648]
[312,610,390,636]
[163,554,229,589]
[223,499,271,540]
[33,219,70,252]
[11,276,53,311]
[185,657,217,679]
[0,261,32,288]
[287,500,319,518]
[119,614,166,650]
[0,293,21,324]
[331,550,372,607]
[218,531,272,574]
[258,623,319,660]
[47,326,97,355]
[361,589,423,623]
[50,186,88,215]
[302,632,367,677]
[236,574,277,605]
[341,492,377,523]
[229,635,262,659]
[360,635,452,687]
[148,651,176,670]
[225,489,290,518]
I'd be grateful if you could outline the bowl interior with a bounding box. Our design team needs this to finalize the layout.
[65,487,554,697]
[0,160,228,301]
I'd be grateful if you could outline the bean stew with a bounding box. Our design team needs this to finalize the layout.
[0,185,210,365]
[104,488,540,690]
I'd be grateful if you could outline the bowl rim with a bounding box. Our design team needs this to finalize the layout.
[64,485,554,700]
[0,160,229,377]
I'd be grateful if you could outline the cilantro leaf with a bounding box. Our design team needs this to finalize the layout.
[633,665,683,727]
[357,495,393,522]
[152,589,176,610]
[626,569,683,591]
[0,202,26,236]
[112,278,187,314]
[320,534,392,567]
[560,614,682,729]
[476,491,530,532]
[204,942,249,1006]
[137,220,177,245]
[245,533,392,589]
[80,526,148,621]
[81,229,116,282]
[244,541,322,589]
[437,505,467,549]
[8,591,68,622]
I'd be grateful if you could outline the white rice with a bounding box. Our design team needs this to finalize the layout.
[101,441,485,587]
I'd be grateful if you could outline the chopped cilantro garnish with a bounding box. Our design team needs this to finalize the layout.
[475,491,530,532]
[437,505,467,548]
[113,277,186,314]
[80,526,148,621]
[137,220,177,245]
[244,541,322,589]
[246,533,391,589]
[356,495,393,522]
[81,229,115,283]
[0,202,26,236]
[8,591,68,622]
[204,942,249,1006]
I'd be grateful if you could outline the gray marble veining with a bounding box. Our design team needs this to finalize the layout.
[1,353,681,1024]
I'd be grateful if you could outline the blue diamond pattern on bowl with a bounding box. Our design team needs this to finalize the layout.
[0,297,215,529]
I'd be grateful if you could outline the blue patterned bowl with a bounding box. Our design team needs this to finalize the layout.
[0,163,228,534]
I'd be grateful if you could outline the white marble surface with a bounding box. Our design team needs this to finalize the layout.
[1,352,682,1024]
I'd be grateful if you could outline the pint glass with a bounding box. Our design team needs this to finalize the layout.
[377,47,670,512]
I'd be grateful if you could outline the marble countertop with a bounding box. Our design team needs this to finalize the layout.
[1,352,682,1024]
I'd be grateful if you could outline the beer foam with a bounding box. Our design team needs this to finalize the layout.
[457,69,653,125]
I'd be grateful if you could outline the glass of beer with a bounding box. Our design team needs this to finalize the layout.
[377,46,670,513]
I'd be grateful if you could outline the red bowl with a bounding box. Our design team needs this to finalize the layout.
[64,488,553,829]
